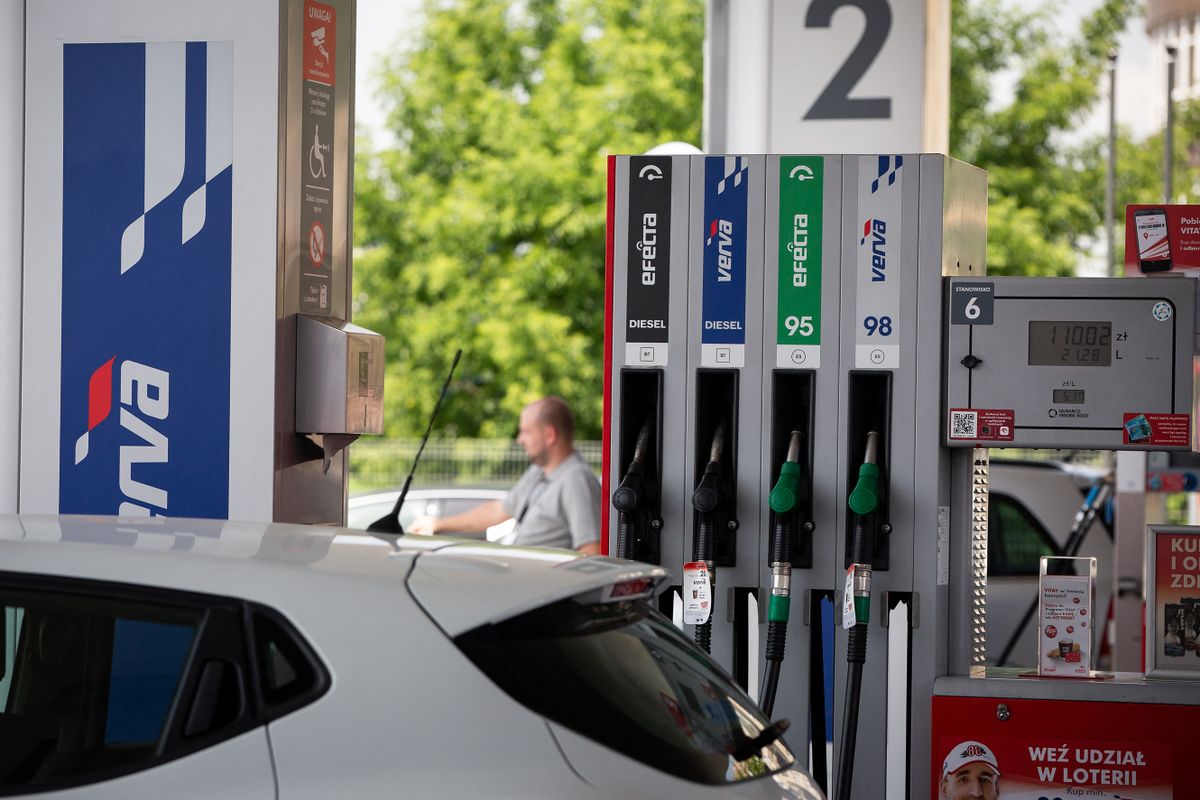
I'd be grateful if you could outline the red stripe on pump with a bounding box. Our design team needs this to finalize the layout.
[601,156,616,556]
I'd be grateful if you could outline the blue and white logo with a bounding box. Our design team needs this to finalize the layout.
[701,156,748,346]
[60,42,233,518]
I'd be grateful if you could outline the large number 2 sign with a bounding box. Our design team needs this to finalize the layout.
[804,0,893,120]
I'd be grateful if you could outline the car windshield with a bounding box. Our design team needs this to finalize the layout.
[455,597,794,785]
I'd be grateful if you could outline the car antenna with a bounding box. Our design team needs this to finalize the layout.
[367,349,462,534]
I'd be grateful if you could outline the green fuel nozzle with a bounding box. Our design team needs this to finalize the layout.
[847,431,881,517]
[768,431,803,514]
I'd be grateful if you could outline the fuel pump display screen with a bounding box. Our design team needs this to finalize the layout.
[944,277,1194,450]
[1027,321,1112,366]
[1052,389,1085,404]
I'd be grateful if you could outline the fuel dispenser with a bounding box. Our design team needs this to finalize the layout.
[607,151,1200,797]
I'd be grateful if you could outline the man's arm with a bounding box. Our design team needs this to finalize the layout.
[561,471,602,554]
[409,500,510,536]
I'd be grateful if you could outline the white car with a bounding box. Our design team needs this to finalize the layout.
[0,515,823,799]
[346,487,515,541]
[987,460,1112,666]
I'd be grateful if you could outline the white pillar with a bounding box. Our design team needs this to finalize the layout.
[0,0,23,513]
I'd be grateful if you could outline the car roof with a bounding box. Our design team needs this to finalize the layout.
[0,515,666,635]
[348,487,507,506]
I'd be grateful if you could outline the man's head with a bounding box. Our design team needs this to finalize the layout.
[940,741,1000,800]
[517,397,575,467]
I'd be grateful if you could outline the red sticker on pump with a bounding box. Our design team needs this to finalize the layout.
[1122,413,1191,446]
[948,408,1014,441]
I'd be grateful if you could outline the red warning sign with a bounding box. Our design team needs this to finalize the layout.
[303,0,336,86]
[308,221,325,267]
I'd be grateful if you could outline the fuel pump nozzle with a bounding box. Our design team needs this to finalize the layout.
[612,419,654,560]
[759,430,802,718]
[691,420,727,654]
[835,430,880,800]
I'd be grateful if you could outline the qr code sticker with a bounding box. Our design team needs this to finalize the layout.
[950,410,977,439]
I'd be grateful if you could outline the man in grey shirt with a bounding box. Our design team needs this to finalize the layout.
[409,397,601,554]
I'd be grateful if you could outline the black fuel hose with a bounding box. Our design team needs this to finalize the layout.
[760,430,802,718]
[612,419,653,560]
[835,431,880,800]
[691,421,726,654]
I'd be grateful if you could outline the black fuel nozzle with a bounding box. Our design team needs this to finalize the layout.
[613,419,654,560]
[760,430,802,718]
[691,420,726,515]
[846,430,880,629]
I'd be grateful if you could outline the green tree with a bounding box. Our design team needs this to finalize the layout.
[950,0,1135,276]
[354,0,703,439]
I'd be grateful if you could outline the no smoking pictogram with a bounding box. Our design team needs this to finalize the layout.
[309,221,325,267]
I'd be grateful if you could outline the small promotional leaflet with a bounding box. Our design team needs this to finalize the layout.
[933,734,1172,799]
[1124,204,1200,273]
[1146,526,1200,678]
[682,562,711,625]
[1122,412,1192,447]
[1037,556,1095,677]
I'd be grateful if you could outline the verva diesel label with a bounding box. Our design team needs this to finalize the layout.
[776,156,823,369]
[700,156,749,368]
[855,155,903,369]
[1122,412,1191,447]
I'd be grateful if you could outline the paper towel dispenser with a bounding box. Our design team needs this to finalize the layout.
[296,314,385,435]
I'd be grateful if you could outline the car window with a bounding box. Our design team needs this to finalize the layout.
[455,597,795,785]
[0,588,203,790]
[252,610,325,711]
[440,498,488,518]
[0,577,329,794]
[989,493,1059,576]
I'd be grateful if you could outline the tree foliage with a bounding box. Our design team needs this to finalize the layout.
[358,0,1198,439]
[354,0,703,439]
[950,0,1136,276]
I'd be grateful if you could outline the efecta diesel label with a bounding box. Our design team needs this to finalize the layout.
[624,156,671,366]
[777,157,823,369]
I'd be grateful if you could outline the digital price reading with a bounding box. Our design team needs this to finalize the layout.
[1028,321,1112,367]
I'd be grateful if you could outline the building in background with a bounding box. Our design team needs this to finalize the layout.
[1147,0,1200,123]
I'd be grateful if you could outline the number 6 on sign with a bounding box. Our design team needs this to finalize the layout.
[863,315,892,336]
[785,315,814,337]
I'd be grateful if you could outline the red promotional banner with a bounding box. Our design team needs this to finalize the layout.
[1124,204,1200,274]
[933,696,1200,798]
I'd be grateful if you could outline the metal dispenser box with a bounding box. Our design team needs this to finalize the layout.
[295,315,385,435]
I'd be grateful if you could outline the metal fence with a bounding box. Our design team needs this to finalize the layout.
[349,438,604,495]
